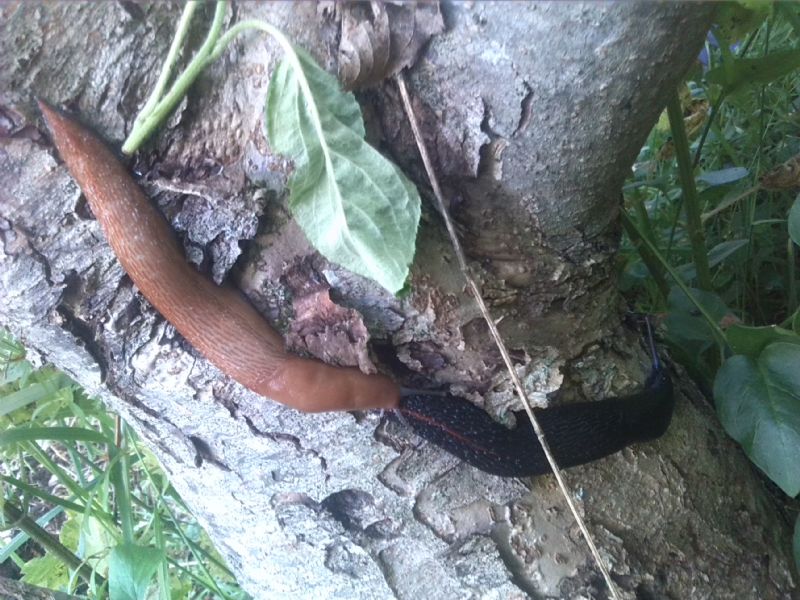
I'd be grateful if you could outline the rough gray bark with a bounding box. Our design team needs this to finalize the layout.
[0,2,796,599]
[0,576,82,600]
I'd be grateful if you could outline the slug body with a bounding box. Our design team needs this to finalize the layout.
[39,101,674,477]
[38,101,399,413]
[399,364,673,477]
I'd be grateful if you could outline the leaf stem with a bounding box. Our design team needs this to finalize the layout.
[620,207,670,299]
[691,95,719,169]
[210,20,329,149]
[622,210,728,351]
[667,89,713,291]
[130,1,200,135]
[121,5,322,164]
[110,426,134,543]
[122,1,228,154]
[631,191,656,244]
[3,500,104,587]
[129,437,231,600]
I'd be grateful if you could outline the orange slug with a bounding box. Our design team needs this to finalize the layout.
[38,100,400,413]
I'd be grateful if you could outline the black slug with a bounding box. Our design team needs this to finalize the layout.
[398,330,673,477]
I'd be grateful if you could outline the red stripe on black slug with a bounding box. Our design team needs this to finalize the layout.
[397,406,506,457]
[399,364,673,477]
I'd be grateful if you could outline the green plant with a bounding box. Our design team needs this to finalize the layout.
[0,330,247,599]
[620,0,800,571]
[123,0,420,294]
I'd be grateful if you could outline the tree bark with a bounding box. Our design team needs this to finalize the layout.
[0,2,795,598]
[0,576,83,600]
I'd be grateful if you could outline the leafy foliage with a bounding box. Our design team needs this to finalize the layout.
[621,2,800,501]
[109,543,165,600]
[21,554,68,590]
[706,48,800,94]
[714,343,800,496]
[125,2,421,294]
[266,46,420,293]
[0,330,246,598]
[696,166,749,186]
[714,1,773,43]
[726,323,800,356]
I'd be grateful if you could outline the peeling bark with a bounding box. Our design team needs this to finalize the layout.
[0,2,796,598]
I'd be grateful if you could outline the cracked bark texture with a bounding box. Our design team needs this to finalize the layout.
[0,576,81,600]
[0,2,796,598]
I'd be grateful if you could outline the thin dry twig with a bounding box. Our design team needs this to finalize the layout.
[395,71,621,600]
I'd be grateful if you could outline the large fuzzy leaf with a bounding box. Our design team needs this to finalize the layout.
[266,46,420,293]
[714,342,800,496]
[726,324,800,359]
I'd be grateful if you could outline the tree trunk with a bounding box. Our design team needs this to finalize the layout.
[0,2,795,598]
[0,576,82,600]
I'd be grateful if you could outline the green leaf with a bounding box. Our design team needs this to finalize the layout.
[675,239,747,280]
[663,286,731,378]
[788,195,800,247]
[779,2,800,38]
[0,380,66,418]
[707,239,748,266]
[0,426,107,447]
[697,167,749,187]
[667,286,730,320]
[59,514,81,553]
[0,357,32,386]
[715,1,773,45]
[665,285,729,338]
[73,512,116,574]
[109,542,164,600]
[266,46,420,293]
[707,49,800,95]
[727,324,800,358]
[21,554,69,589]
[0,328,25,364]
[714,342,800,496]
[0,329,30,386]
[665,310,717,345]
[32,383,76,421]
